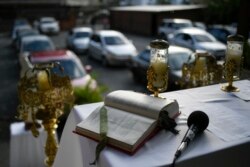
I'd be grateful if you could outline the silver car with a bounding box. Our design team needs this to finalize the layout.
[168,27,226,60]
[88,30,138,66]
[158,18,193,40]
[37,17,60,34]
[66,27,93,54]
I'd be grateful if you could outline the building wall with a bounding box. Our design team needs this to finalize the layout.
[110,6,206,36]
[111,11,153,35]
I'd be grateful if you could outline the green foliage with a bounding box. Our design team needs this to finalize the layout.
[73,84,107,105]
[57,82,108,136]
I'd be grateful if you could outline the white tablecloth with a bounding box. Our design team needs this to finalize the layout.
[53,80,250,167]
[10,122,46,167]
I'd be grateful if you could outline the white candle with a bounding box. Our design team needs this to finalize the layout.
[37,71,50,91]
[226,42,243,79]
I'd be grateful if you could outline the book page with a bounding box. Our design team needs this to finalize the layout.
[104,90,178,119]
[76,105,156,146]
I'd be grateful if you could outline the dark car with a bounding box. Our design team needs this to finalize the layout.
[207,25,236,44]
[129,45,194,90]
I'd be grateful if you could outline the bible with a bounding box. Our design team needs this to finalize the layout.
[75,90,180,154]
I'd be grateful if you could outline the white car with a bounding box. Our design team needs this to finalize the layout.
[37,17,60,34]
[88,30,138,66]
[20,49,97,89]
[11,24,32,41]
[158,18,193,40]
[66,27,93,54]
[19,35,55,69]
[168,28,226,60]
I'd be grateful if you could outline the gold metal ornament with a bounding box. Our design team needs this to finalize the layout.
[221,59,240,92]
[177,51,223,89]
[221,34,244,92]
[17,62,74,167]
[147,65,169,97]
[147,39,169,97]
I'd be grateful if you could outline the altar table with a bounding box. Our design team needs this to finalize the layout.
[53,80,250,167]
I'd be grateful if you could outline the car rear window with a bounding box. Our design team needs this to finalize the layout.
[169,52,194,70]
[51,60,85,79]
[104,36,126,45]
[75,32,91,38]
[23,40,54,52]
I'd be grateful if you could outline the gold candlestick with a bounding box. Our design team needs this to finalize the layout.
[221,34,244,92]
[147,39,169,97]
[17,63,74,167]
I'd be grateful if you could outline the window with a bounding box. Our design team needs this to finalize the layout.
[182,34,193,44]
[23,40,54,52]
[193,34,214,42]
[91,35,101,43]
[104,36,125,45]
[139,50,150,62]
[51,60,85,79]
[169,52,194,70]
[75,32,91,38]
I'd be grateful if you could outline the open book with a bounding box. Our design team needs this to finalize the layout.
[75,90,180,154]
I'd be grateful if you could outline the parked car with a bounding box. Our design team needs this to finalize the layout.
[192,21,207,30]
[158,18,193,40]
[13,18,29,27]
[207,25,236,44]
[20,49,97,89]
[19,35,55,68]
[11,24,32,41]
[129,45,194,90]
[66,27,93,54]
[35,17,60,34]
[168,27,226,60]
[88,30,138,66]
[14,29,39,50]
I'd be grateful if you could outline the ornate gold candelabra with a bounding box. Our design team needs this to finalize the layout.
[178,51,223,89]
[147,39,169,97]
[221,34,244,92]
[17,63,74,167]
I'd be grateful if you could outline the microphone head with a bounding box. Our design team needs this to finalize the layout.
[187,111,209,133]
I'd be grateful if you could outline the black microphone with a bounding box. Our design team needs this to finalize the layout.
[172,111,209,166]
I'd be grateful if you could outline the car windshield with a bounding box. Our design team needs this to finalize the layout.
[104,36,126,45]
[23,40,54,52]
[193,34,214,42]
[51,59,85,79]
[75,32,91,38]
[175,23,192,29]
[169,52,194,70]
[42,21,54,24]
